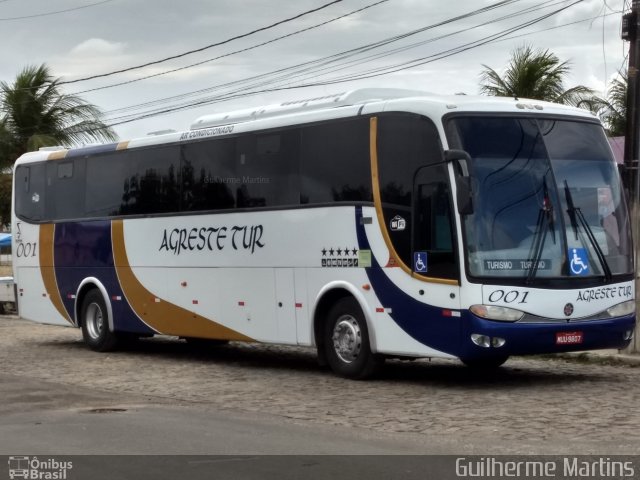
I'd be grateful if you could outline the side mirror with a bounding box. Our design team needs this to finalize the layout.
[445,149,473,215]
[445,149,471,172]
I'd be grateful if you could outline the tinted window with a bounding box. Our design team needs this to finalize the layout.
[300,118,371,204]
[236,130,300,208]
[46,160,84,220]
[17,117,378,222]
[15,164,46,221]
[86,146,180,217]
[182,138,236,211]
[377,114,443,265]
[118,147,180,215]
[414,164,457,279]
[85,153,130,217]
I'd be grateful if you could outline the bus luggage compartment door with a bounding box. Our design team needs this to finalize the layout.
[274,268,297,345]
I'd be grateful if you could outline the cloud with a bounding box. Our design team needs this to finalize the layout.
[70,38,126,56]
[53,38,133,80]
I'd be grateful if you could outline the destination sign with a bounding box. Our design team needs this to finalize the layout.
[484,259,552,271]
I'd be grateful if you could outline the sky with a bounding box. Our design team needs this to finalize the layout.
[0,0,630,141]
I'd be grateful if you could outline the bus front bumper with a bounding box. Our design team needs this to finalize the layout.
[458,312,636,359]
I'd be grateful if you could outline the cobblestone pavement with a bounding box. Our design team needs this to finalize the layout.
[1,316,639,454]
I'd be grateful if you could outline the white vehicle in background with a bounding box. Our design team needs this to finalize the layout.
[11,88,636,378]
[0,276,16,314]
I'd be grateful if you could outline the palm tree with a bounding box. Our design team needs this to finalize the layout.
[0,64,117,169]
[590,73,627,137]
[479,45,595,106]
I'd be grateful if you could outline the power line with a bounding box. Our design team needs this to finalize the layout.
[0,0,114,21]
[71,0,391,95]
[267,1,583,88]
[59,0,344,85]
[257,0,565,91]
[108,0,577,120]
[101,0,524,116]
[102,2,554,123]
[492,10,618,43]
[101,1,581,128]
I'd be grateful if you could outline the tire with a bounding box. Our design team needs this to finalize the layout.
[81,289,119,352]
[323,297,384,379]
[461,356,509,369]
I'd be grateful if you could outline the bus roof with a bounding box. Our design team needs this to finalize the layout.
[15,88,598,166]
[190,88,597,130]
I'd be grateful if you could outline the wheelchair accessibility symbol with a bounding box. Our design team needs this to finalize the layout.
[414,252,428,273]
[569,248,589,276]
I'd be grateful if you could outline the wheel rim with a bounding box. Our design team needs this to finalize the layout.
[85,302,104,340]
[331,314,362,363]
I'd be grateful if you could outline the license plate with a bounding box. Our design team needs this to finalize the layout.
[556,331,583,345]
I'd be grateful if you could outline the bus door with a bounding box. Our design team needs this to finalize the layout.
[274,268,298,344]
[411,163,459,282]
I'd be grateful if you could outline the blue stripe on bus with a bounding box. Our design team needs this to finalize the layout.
[354,206,461,355]
[53,221,154,334]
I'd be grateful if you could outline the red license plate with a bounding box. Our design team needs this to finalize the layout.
[556,331,583,345]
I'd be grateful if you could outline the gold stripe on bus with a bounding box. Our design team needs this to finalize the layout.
[111,220,253,341]
[116,141,130,150]
[369,116,459,286]
[38,224,74,324]
[47,150,68,160]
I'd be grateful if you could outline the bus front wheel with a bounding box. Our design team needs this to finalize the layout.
[81,289,118,352]
[324,297,383,379]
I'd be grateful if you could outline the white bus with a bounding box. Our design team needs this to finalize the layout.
[12,88,636,378]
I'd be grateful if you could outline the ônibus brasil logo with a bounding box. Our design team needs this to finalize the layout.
[8,456,72,480]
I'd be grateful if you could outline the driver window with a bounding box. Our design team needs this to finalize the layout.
[414,164,458,279]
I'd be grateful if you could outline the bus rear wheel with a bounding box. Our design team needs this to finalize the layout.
[324,297,383,379]
[81,290,118,352]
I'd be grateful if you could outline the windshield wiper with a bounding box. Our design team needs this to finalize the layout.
[563,180,612,281]
[526,179,556,284]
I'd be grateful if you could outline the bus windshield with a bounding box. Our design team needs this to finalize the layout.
[448,116,633,284]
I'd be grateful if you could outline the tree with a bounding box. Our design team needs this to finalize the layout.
[0,64,117,169]
[588,73,627,137]
[0,64,117,227]
[0,174,11,227]
[479,45,595,106]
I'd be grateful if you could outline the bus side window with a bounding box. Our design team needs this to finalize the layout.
[46,161,84,220]
[124,146,180,215]
[15,164,46,221]
[299,118,371,205]
[235,130,300,208]
[182,138,236,211]
[86,153,129,217]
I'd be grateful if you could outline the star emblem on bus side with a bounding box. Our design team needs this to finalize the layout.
[322,247,359,257]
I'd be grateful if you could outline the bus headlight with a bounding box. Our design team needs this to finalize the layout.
[470,304,524,322]
[606,300,636,318]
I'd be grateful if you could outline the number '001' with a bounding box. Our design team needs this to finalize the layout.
[488,290,529,304]
[16,242,37,258]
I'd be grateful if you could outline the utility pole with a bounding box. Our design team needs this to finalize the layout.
[622,0,640,353]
